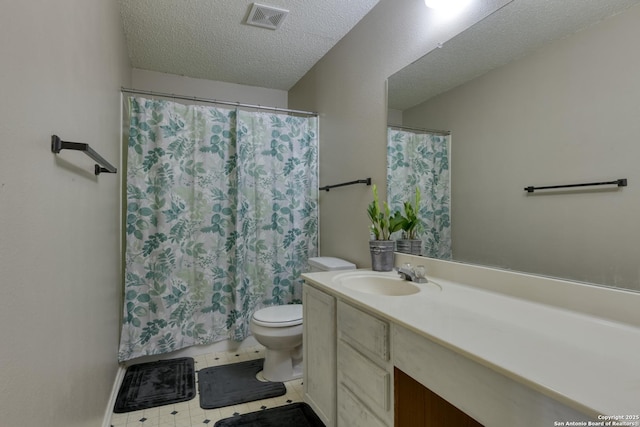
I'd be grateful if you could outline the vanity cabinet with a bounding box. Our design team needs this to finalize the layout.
[302,267,632,426]
[336,301,393,427]
[303,284,337,427]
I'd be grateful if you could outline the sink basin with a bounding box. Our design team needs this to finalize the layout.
[334,272,421,296]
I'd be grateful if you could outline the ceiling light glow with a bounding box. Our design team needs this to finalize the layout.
[424,0,472,14]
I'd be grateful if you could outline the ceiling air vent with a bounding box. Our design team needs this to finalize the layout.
[246,3,289,30]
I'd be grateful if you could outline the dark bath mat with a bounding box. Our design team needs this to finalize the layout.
[214,402,325,427]
[113,357,195,413]
[198,358,286,409]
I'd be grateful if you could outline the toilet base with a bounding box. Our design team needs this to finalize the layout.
[262,345,303,382]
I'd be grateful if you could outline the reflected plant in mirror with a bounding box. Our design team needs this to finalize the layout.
[401,187,421,240]
[395,188,423,256]
[386,0,640,292]
[387,127,451,259]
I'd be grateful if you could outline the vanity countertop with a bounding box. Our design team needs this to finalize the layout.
[302,268,640,419]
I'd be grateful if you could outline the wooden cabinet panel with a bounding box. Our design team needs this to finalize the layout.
[395,368,484,427]
[303,284,337,427]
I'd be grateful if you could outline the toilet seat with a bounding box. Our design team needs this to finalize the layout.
[252,304,303,327]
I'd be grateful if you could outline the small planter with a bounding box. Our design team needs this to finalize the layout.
[396,239,422,256]
[370,240,396,271]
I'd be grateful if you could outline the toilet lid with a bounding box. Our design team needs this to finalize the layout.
[252,304,303,327]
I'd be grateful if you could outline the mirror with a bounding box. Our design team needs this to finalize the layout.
[387,0,640,293]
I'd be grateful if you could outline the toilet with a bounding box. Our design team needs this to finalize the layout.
[250,256,356,382]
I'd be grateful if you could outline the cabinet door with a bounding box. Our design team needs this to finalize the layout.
[303,284,336,427]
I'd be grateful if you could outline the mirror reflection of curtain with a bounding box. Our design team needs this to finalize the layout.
[387,128,451,259]
[119,97,318,362]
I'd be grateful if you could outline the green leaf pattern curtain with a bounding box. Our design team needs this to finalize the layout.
[119,97,318,362]
[387,128,451,259]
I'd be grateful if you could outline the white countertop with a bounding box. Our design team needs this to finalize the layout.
[302,268,640,418]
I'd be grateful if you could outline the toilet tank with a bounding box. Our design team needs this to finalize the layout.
[307,257,356,272]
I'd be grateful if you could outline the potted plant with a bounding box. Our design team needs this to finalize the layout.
[396,188,423,255]
[367,184,403,271]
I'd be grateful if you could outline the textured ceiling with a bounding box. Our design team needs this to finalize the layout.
[388,0,640,111]
[119,0,381,90]
[119,0,640,101]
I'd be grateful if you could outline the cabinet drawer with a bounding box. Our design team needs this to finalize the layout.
[337,341,390,415]
[337,383,388,427]
[337,301,389,362]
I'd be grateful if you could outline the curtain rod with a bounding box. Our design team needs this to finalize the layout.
[388,124,451,136]
[121,87,318,117]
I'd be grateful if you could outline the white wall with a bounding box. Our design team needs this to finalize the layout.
[288,0,511,268]
[403,3,640,290]
[0,1,130,426]
[131,69,288,108]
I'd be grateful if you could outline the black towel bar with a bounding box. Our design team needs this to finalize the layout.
[319,178,371,192]
[51,135,117,175]
[525,179,627,193]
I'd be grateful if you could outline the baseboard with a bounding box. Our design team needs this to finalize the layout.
[102,364,127,427]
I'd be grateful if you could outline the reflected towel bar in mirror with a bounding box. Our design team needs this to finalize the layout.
[524,179,627,193]
[51,135,117,175]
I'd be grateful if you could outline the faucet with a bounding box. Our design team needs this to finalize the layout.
[396,264,428,283]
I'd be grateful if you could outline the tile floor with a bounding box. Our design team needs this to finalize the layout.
[109,345,304,427]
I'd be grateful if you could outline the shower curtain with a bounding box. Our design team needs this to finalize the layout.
[387,128,451,259]
[119,97,318,362]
